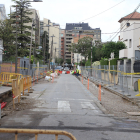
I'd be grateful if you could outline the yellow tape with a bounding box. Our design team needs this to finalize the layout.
[84,68,140,75]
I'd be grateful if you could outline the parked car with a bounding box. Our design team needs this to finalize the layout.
[55,66,62,70]
[64,67,69,71]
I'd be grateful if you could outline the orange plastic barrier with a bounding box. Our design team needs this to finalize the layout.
[87,78,89,90]
[58,71,62,74]
[66,71,70,74]
[98,85,101,101]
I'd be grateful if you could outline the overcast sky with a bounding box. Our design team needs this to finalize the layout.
[2,0,140,42]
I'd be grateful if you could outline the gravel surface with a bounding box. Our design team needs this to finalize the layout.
[81,77,140,122]
[1,98,35,117]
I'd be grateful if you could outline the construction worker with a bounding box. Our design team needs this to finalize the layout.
[76,68,79,76]
[71,70,74,75]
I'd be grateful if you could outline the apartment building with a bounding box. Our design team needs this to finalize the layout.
[118,12,140,59]
[40,18,60,62]
[65,23,101,63]
[27,9,40,45]
[60,29,65,59]
[0,4,6,62]
[0,4,6,20]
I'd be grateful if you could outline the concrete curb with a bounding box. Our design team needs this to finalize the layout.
[77,76,107,114]
[94,101,107,114]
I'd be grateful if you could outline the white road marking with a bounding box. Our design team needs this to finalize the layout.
[55,98,93,102]
[81,102,95,110]
[58,101,71,112]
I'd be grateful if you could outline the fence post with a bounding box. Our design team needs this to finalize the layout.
[113,65,116,88]
[104,65,105,82]
[107,65,110,86]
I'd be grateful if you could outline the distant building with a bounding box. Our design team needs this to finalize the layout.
[65,23,101,63]
[61,29,65,60]
[27,9,40,45]
[40,18,61,61]
[118,12,140,59]
[0,4,6,20]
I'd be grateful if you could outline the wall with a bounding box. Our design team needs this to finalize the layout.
[120,20,140,40]
[119,23,140,59]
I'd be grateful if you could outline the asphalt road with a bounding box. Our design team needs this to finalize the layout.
[0,74,140,140]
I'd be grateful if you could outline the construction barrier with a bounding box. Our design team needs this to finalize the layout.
[66,71,70,74]
[98,85,101,101]
[12,76,32,109]
[0,129,76,140]
[87,78,89,90]
[12,78,24,109]
[58,71,62,74]
[0,72,23,86]
[23,76,32,95]
[136,79,140,96]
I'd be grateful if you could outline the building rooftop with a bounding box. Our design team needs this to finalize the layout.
[66,23,98,30]
[118,12,140,23]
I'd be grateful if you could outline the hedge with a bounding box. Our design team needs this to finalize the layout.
[100,60,109,72]
[100,60,109,65]
[110,58,118,74]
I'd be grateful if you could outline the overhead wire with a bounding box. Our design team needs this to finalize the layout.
[109,3,140,41]
[80,0,125,22]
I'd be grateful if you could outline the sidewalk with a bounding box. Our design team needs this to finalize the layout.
[0,86,12,97]
[81,76,140,105]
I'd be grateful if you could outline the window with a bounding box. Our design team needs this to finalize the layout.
[129,39,132,48]
[127,23,130,27]
[61,34,63,37]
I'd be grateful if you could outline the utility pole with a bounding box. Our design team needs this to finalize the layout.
[50,35,55,71]
[29,18,34,75]
[15,5,18,73]
[43,31,46,65]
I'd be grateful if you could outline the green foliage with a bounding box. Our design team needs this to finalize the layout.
[55,57,64,64]
[80,60,86,66]
[102,41,126,59]
[92,61,100,66]
[0,19,15,59]
[85,60,91,66]
[70,36,93,62]
[11,0,33,57]
[39,31,49,62]
[27,55,34,64]
[100,59,109,65]
[110,58,118,65]
[110,58,118,75]
[66,59,71,64]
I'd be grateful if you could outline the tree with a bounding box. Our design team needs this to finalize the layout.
[11,0,33,57]
[0,19,15,61]
[101,41,126,59]
[41,31,49,62]
[70,36,93,62]
[66,59,71,64]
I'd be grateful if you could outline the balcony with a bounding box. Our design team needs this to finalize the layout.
[119,49,128,58]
